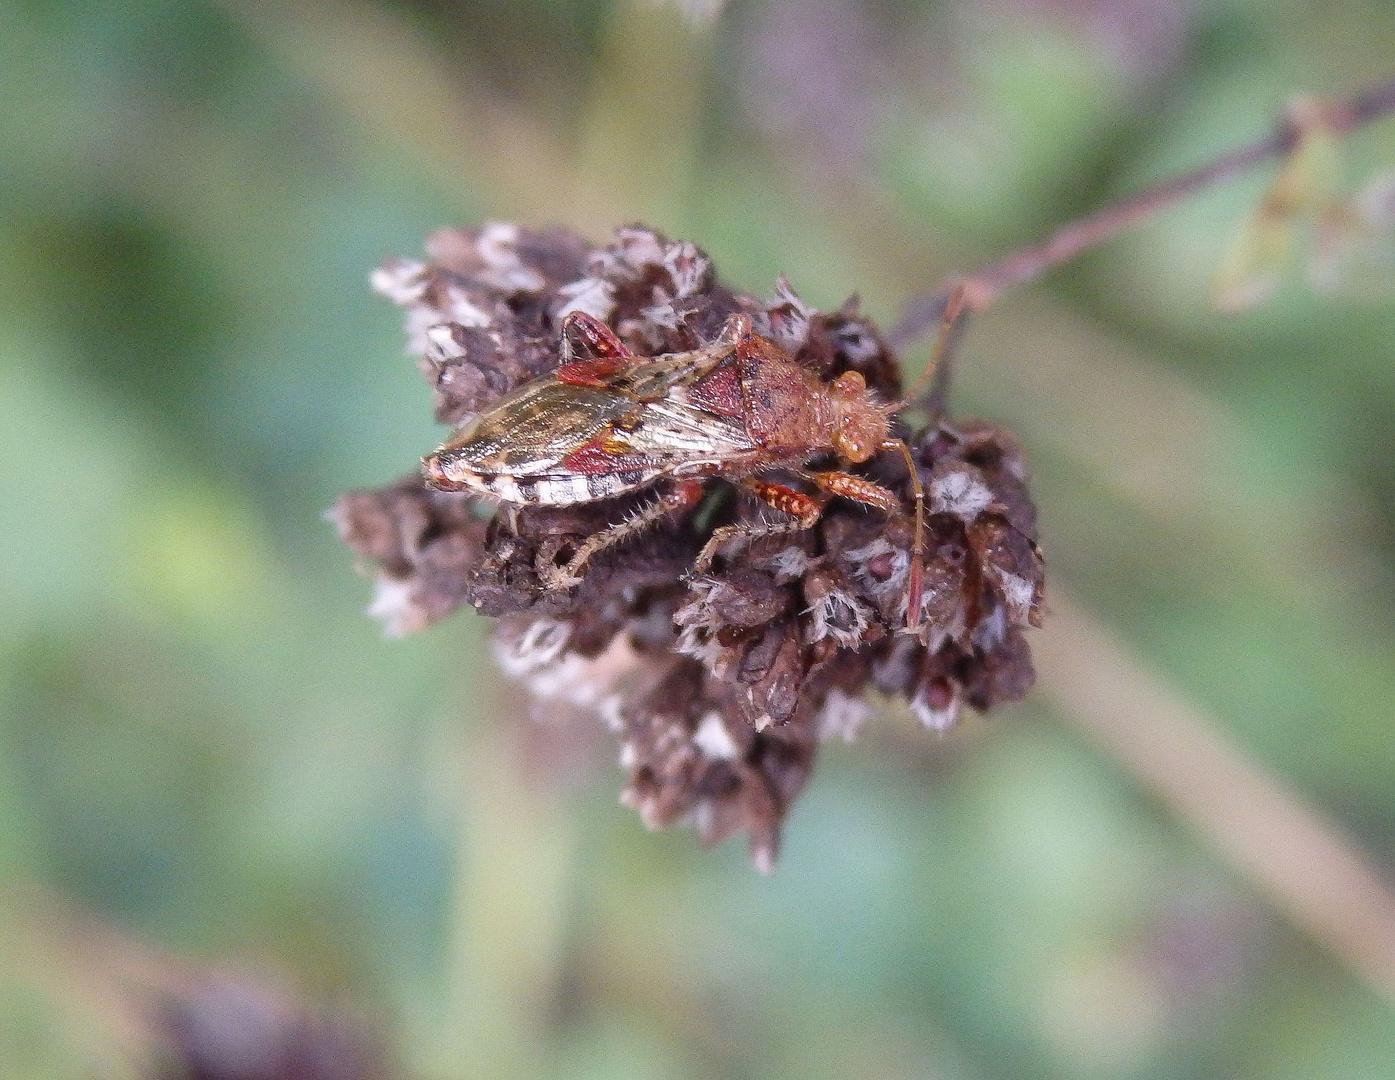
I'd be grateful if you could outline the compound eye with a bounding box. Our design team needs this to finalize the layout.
[832,370,866,396]
[837,417,874,463]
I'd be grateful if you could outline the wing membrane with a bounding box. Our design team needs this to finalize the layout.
[440,342,759,483]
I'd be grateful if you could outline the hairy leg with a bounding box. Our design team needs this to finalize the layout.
[537,479,705,589]
[805,469,900,513]
[690,478,824,576]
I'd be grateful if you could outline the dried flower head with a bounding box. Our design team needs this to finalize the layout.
[333,223,1044,868]
[160,973,382,1080]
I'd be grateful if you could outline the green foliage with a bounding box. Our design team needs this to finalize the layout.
[2,1,1394,1078]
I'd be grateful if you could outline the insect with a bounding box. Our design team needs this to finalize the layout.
[422,295,967,627]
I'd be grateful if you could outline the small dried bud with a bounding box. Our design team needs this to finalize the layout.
[802,564,874,648]
[329,479,488,636]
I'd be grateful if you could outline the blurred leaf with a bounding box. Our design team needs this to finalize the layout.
[1309,169,1395,298]
[119,482,279,634]
[880,3,1156,236]
[1212,192,1298,312]
[0,898,155,1080]
[1213,100,1344,312]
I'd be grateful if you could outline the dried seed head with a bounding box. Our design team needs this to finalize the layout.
[334,223,1045,867]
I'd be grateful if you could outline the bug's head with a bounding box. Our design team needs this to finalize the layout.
[829,370,889,463]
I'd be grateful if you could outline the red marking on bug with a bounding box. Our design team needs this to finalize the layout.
[688,359,745,418]
[421,453,467,490]
[560,435,653,476]
[562,311,633,359]
[747,479,820,525]
[670,479,706,510]
[556,356,630,387]
[556,311,636,386]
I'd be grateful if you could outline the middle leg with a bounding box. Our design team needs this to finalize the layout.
[690,478,825,576]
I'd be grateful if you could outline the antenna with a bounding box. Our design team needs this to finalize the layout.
[886,283,970,628]
[894,284,970,413]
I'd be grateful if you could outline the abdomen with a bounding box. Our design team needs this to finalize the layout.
[479,468,656,505]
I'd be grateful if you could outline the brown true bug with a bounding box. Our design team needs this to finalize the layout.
[421,290,968,628]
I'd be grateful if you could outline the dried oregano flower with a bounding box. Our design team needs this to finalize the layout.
[331,223,1044,869]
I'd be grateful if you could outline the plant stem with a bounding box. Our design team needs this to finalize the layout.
[887,77,1395,354]
[1038,595,1395,1006]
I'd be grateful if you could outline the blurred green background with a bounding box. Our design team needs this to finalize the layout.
[3,0,1395,1077]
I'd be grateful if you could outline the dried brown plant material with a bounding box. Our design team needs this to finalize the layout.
[160,973,383,1080]
[333,223,1044,868]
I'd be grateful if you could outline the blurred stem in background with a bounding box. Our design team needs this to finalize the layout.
[572,0,710,231]
[890,82,1395,353]
[431,12,710,1070]
[1039,597,1395,1004]
[223,0,1395,1040]
[443,714,579,1080]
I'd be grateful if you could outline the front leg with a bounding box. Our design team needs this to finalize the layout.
[690,478,825,576]
[806,469,900,514]
[537,480,705,590]
[812,453,925,627]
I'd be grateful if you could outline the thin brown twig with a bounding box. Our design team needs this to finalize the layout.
[888,77,1395,1003]
[887,77,1395,355]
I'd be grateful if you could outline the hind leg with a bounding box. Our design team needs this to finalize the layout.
[537,480,705,590]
